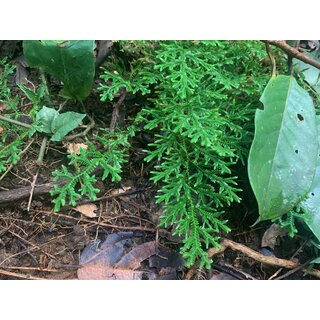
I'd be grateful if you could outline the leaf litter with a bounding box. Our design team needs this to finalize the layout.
[77,232,185,280]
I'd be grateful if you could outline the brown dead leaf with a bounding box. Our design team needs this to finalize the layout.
[0,126,4,134]
[66,143,88,155]
[261,223,288,250]
[110,183,133,201]
[77,232,184,280]
[74,204,98,218]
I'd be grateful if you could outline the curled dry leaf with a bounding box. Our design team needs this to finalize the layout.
[261,223,288,250]
[66,142,88,155]
[74,204,98,218]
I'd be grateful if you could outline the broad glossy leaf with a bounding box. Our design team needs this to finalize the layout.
[248,75,318,221]
[300,116,320,241]
[23,40,95,101]
[51,111,86,141]
[293,50,320,92]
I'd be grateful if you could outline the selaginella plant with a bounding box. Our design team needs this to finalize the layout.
[99,40,271,267]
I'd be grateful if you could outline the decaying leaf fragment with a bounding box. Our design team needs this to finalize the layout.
[77,232,184,280]
[66,142,88,155]
[73,203,98,218]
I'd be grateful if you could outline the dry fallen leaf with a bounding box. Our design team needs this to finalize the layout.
[66,142,88,155]
[261,223,287,250]
[77,232,184,280]
[0,126,4,134]
[74,204,98,218]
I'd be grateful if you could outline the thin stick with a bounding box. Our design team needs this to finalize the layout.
[27,168,39,212]
[263,40,320,70]
[0,269,46,280]
[274,260,311,280]
[208,238,320,278]
[32,209,156,232]
[110,92,127,132]
[2,266,59,272]
[265,42,276,76]
[268,239,308,280]
[0,115,31,128]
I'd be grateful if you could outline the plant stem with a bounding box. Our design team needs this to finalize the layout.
[263,40,320,70]
[0,115,31,128]
[36,136,48,165]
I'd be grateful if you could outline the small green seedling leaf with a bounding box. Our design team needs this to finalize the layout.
[23,40,95,101]
[248,75,318,221]
[36,106,86,141]
[36,106,59,133]
[51,111,86,141]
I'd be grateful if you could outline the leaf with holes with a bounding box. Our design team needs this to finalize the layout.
[248,75,318,221]
[23,40,95,101]
[300,116,320,241]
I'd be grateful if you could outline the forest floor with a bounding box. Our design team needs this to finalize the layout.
[0,52,319,280]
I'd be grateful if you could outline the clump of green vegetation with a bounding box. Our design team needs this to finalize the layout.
[99,40,271,267]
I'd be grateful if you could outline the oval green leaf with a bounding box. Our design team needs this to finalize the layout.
[23,40,95,102]
[248,75,318,221]
[300,116,320,241]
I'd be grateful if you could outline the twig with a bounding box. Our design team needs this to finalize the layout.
[110,92,127,132]
[217,262,257,280]
[76,188,145,205]
[27,168,39,212]
[0,115,31,128]
[268,239,308,280]
[274,260,311,280]
[0,179,66,205]
[0,269,46,280]
[263,40,320,70]
[0,138,35,182]
[265,42,276,76]
[2,266,59,272]
[208,238,320,279]
[32,209,157,232]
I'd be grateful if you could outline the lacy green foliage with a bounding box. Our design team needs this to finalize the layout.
[0,131,28,174]
[51,130,130,211]
[0,58,19,112]
[99,40,270,267]
[273,207,307,238]
[18,83,47,119]
[98,43,158,101]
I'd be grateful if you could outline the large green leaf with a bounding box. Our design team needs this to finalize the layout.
[300,116,320,241]
[248,75,318,221]
[23,40,95,101]
[293,50,320,92]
